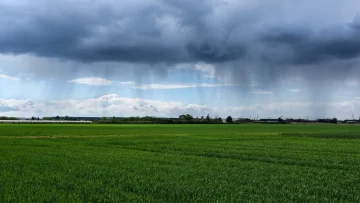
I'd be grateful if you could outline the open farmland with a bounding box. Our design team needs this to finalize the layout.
[0,124,360,202]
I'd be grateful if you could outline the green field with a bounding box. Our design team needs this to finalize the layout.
[1,124,360,202]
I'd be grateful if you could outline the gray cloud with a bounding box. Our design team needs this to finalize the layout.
[259,22,360,65]
[1,0,359,67]
[0,106,18,112]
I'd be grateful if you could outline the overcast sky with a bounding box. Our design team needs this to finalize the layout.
[1,0,360,119]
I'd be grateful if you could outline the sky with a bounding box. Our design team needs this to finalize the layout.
[1,0,360,119]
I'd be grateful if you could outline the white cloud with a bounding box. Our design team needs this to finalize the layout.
[0,73,20,81]
[194,63,215,78]
[174,63,216,78]
[288,89,301,93]
[67,77,113,86]
[1,95,360,119]
[118,81,136,85]
[0,98,46,113]
[134,83,237,90]
[248,91,273,94]
[0,94,211,117]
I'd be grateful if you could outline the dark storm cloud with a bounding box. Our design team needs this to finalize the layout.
[0,0,256,63]
[0,0,360,68]
[0,0,210,63]
[259,21,360,65]
[186,42,246,63]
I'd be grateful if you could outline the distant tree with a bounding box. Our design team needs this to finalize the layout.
[226,116,233,123]
[0,116,18,120]
[317,118,337,124]
[235,118,252,123]
[278,117,284,122]
[206,114,210,120]
[200,116,204,120]
[179,114,193,121]
[217,117,223,122]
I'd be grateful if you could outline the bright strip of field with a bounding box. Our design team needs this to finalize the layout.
[0,124,359,202]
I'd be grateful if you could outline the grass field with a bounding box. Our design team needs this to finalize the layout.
[1,124,360,202]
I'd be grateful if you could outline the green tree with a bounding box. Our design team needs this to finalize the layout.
[206,114,210,120]
[226,116,233,123]
[179,114,193,121]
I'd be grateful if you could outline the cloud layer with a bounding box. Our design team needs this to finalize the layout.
[0,73,20,81]
[1,0,360,66]
[0,94,211,117]
[1,94,360,119]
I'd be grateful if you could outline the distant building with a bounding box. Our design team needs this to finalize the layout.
[343,120,360,124]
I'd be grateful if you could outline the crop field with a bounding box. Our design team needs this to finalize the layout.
[1,124,360,202]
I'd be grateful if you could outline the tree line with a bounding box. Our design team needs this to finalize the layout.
[0,116,19,120]
[94,114,232,124]
[4,114,359,124]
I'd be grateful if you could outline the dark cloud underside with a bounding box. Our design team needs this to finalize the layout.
[0,0,358,65]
